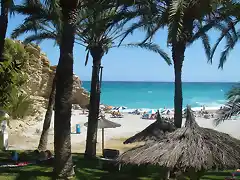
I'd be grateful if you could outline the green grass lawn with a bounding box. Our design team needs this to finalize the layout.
[0,151,239,180]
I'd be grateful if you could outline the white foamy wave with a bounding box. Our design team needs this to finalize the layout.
[194,100,225,108]
[112,106,221,113]
[111,100,225,113]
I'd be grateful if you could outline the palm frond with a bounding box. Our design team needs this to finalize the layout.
[43,0,59,11]
[190,17,223,44]
[218,29,238,69]
[8,0,15,17]
[167,0,187,44]
[23,32,57,44]
[226,84,240,103]
[13,2,42,16]
[141,8,168,43]
[125,42,171,65]
[11,20,45,39]
[12,0,62,46]
[214,84,240,126]
[75,1,139,55]
[85,50,90,66]
[210,20,239,63]
[214,102,240,126]
[201,32,211,61]
[118,22,145,46]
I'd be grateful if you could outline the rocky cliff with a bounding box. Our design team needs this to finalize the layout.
[13,40,90,110]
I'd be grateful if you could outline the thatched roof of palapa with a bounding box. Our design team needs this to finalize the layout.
[123,111,176,144]
[118,106,240,172]
[84,115,121,129]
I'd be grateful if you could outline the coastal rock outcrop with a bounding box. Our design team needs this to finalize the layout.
[14,40,90,109]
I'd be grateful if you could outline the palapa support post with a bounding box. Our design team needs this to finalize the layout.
[102,128,104,155]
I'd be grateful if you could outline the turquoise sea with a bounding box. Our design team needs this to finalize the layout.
[82,81,237,109]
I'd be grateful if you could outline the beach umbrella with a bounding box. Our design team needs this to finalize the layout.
[116,106,127,111]
[111,107,118,110]
[99,104,105,109]
[123,111,176,144]
[118,106,240,179]
[147,109,156,114]
[84,115,121,154]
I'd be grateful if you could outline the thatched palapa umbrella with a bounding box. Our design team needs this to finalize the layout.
[123,111,176,144]
[118,106,240,179]
[84,115,121,154]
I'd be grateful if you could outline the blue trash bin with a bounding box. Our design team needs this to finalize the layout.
[11,151,18,162]
[76,124,81,134]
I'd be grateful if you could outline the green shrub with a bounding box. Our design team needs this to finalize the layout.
[6,89,33,119]
[0,39,28,108]
[0,39,31,119]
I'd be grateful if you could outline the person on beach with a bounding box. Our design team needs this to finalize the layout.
[203,105,206,111]
[167,110,170,115]
[111,111,115,117]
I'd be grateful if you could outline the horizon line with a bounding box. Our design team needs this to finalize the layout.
[81,80,238,83]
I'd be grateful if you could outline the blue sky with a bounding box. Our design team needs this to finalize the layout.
[6,14,240,82]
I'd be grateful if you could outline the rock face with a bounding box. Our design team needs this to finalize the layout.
[15,41,90,108]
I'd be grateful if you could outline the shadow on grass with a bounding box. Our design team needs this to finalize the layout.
[201,177,225,180]
[205,171,232,176]
[10,170,51,180]
[0,150,52,180]
[73,155,163,180]
[0,152,238,180]
[0,166,52,180]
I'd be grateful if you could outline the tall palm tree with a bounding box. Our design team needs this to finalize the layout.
[38,76,56,151]
[121,0,226,128]
[75,2,171,158]
[51,0,80,178]
[0,0,14,62]
[11,0,61,152]
[14,0,78,176]
[214,84,240,126]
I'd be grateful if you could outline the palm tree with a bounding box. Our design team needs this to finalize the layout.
[12,0,79,176]
[121,0,226,128]
[0,0,13,62]
[214,84,240,126]
[14,0,79,177]
[50,0,80,178]
[38,76,56,151]
[74,3,171,158]
[11,0,61,152]
[13,0,80,176]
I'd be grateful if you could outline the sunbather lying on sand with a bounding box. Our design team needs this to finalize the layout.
[111,111,123,118]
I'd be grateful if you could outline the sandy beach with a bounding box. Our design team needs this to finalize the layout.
[6,109,240,153]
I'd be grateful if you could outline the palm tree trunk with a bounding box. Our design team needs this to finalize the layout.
[172,42,185,128]
[85,47,103,158]
[0,1,9,62]
[38,76,56,151]
[53,1,79,178]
